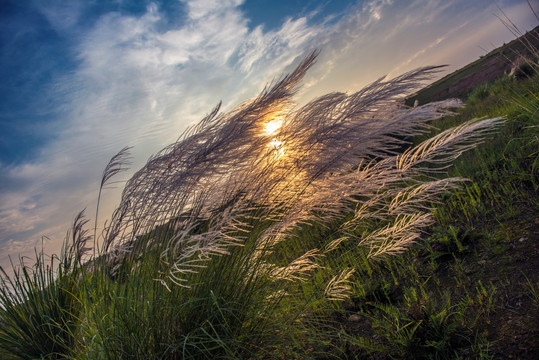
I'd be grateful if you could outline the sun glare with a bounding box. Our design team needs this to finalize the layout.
[263,117,284,136]
[269,139,285,157]
[261,117,286,157]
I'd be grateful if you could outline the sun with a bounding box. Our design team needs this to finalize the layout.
[263,117,284,136]
[261,116,286,157]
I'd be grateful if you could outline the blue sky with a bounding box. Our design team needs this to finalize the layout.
[0,0,537,268]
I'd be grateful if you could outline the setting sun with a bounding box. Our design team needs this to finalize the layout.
[263,117,284,136]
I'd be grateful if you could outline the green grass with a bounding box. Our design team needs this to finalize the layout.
[335,71,538,359]
[0,57,537,359]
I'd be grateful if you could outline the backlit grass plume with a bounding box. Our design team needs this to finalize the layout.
[97,51,503,286]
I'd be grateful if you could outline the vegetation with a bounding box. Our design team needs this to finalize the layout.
[405,24,539,106]
[0,33,537,359]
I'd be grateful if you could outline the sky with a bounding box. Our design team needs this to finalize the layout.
[0,0,537,270]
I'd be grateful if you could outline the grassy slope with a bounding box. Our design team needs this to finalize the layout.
[335,72,539,359]
[405,25,539,106]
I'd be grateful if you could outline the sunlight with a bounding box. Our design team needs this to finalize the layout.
[269,138,285,157]
[260,116,287,157]
[263,117,284,136]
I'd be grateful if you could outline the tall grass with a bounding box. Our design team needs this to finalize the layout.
[0,214,87,359]
[0,51,511,359]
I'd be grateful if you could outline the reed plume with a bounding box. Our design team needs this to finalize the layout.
[90,51,504,289]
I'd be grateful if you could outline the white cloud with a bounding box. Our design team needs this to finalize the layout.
[182,0,244,20]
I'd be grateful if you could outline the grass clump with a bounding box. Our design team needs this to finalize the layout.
[0,218,87,359]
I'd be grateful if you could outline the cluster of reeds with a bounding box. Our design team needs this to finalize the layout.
[98,51,503,285]
[0,51,508,358]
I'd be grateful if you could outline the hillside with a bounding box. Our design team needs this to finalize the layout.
[406,25,539,106]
